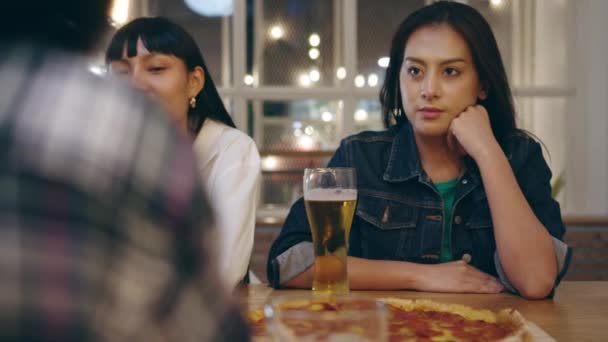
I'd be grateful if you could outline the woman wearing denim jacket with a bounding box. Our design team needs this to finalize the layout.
[267,2,571,299]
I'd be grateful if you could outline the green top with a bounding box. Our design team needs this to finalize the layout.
[434,178,458,262]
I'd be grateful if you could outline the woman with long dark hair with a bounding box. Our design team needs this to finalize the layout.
[106,17,260,288]
[268,1,570,299]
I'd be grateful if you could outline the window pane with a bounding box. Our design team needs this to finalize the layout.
[259,153,331,210]
[357,0,425,87]
[514,96,567,203]
[251,0,335,87]
[254,99,341,151]
[144,0,232,86]
[467,0,514,79]
[469,0,570,88]
[530,0,569,87]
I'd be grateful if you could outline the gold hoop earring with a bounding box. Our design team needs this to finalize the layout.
[189,97,197,109]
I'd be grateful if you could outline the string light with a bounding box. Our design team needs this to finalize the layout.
[378,57,390,68]
[308,33,321,47]
[110,0,129,26]
[308,48,320,60]
[309,69,320,82]
[299,73,312,87]
[367,73,379,87]
[336,67,346,80]
[244,74,254,86]
[354,75,365,88]
[354,109,369,122]
[321,111,334,122]
[269,25,284,40]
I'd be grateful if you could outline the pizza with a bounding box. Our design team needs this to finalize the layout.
[248,297,532,341]
[380,298,531,341]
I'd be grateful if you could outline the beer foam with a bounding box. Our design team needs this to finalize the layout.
[304,188,357,201]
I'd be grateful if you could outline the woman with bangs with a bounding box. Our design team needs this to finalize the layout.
[106,17,260,288]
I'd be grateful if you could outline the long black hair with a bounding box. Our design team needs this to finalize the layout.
[380,1,517,147]
[106,17,236,133]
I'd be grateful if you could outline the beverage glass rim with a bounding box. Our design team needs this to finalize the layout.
[264,294,387,321]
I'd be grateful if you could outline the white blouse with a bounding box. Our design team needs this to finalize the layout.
[193,119,261,288]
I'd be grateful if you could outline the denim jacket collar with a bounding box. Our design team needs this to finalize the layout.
[383,123,421,183]
[382,122,482,187]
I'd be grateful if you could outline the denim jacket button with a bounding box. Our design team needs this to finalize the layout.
[461,179,468,185]
[454,216,462,225]
[426,214,442,221]
[461,253,472,263]
[382,206,390,223]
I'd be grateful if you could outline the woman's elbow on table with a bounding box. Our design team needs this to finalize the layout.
[517,276,555,300]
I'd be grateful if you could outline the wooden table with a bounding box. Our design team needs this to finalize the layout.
[243,281,608,341]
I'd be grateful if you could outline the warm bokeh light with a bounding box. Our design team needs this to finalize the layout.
[378,57,390,68]
[308,48,320,60]
[269,25,284,40]
[321,111,334,122]
[354,75,365,88]
[262,156,278,170]
[110,0,130,26]
[336,67,347,80]
[490,0,504,8]
[367,73,379,87]
[296,135,315,150]
[299,73,312,87]
[354,109,369,122]
[309,69,321,82]
[244,74,254,86]
[308,33,321,47]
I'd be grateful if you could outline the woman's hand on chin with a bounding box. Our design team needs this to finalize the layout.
[447,105,501,161]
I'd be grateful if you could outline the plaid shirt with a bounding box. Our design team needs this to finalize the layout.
[0,45,250,341]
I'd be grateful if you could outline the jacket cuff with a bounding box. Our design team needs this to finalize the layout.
[494,237,572,298]
[267,242,314,289]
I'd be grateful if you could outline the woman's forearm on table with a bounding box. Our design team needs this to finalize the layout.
[284,256,423,290]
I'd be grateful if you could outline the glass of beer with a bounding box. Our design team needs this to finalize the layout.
[303,167,357,295]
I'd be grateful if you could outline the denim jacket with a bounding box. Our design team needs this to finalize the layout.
[267,123,572,295]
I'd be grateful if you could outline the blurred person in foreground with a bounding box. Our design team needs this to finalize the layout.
[106,17,261,288]
[0,1,250,341]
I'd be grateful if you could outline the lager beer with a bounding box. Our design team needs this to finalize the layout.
[304,187,357,295]
[305,190,357,294]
